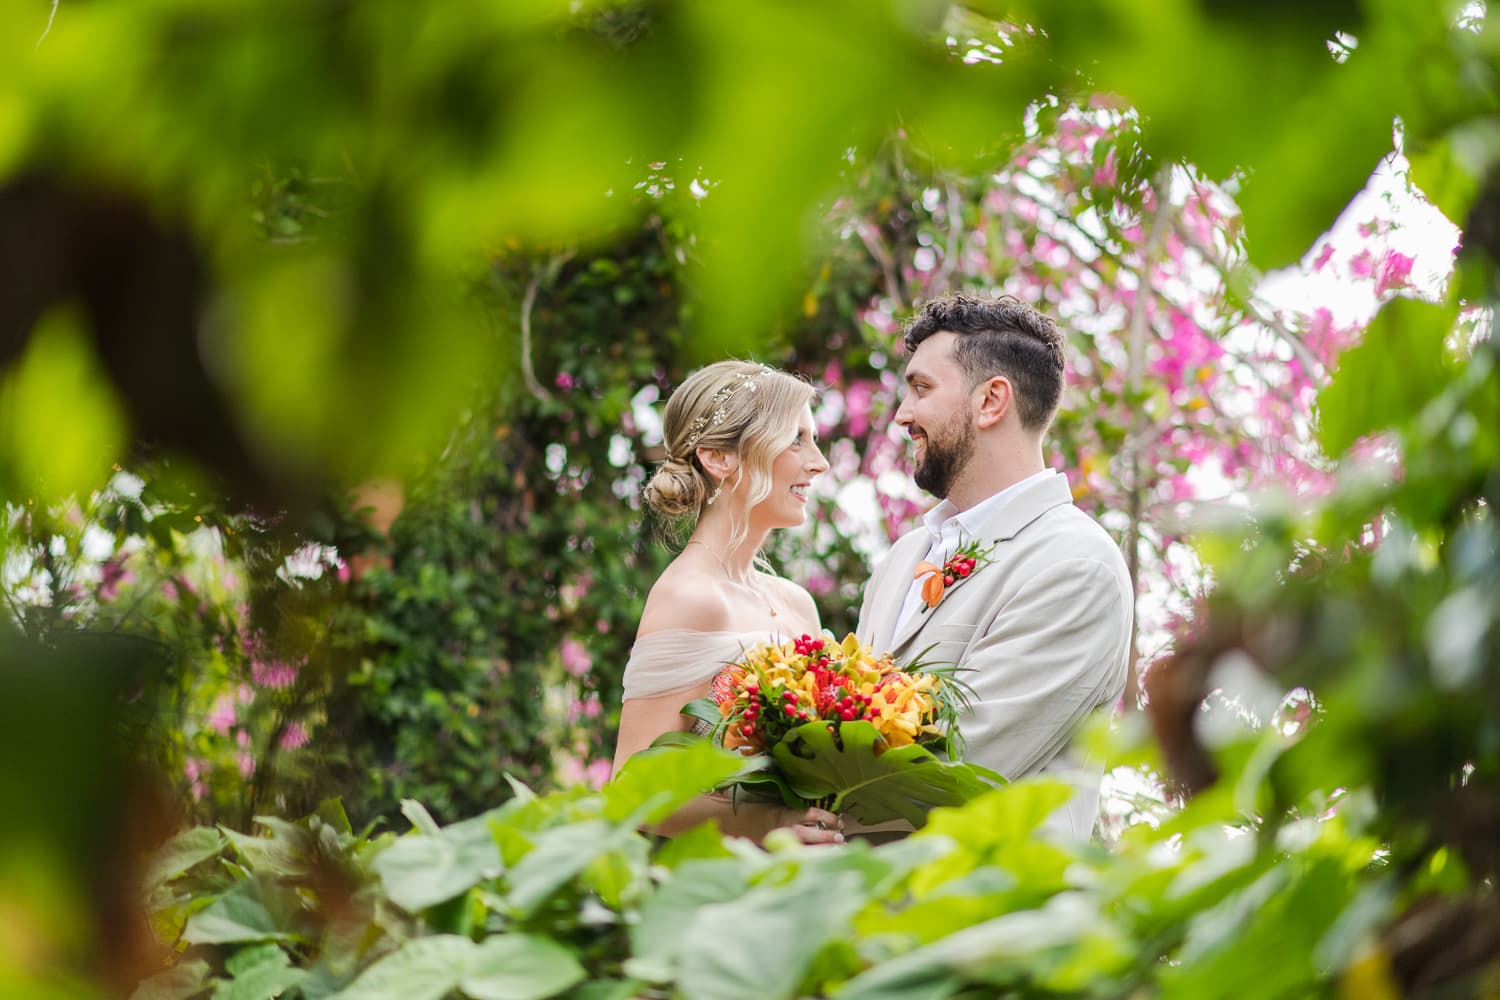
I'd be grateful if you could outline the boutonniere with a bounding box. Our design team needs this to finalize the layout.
[913,538,996,613]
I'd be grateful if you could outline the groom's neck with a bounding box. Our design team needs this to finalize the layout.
[946,437,1045,512]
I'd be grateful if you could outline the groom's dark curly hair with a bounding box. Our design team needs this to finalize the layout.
[903,292,1065,432]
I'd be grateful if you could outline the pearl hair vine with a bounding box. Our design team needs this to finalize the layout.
[676,365,773,457]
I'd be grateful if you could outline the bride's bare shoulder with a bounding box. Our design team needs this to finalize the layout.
[638,564,734,635]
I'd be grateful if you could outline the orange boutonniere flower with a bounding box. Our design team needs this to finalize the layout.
[913,538,996,612]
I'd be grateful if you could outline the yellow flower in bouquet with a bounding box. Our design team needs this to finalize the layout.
[708,632,946,753]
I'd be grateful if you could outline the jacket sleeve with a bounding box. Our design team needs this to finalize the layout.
[956,556,1131,781]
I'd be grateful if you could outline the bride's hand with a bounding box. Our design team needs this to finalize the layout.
[783,807,843,845]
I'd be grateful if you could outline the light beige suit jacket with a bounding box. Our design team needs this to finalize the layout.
[856,472,1133,841]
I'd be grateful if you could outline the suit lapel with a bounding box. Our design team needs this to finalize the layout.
[886,473,1075,656]
[985,471,1075,542]
[871,531,930,651]
[887,595,928,654]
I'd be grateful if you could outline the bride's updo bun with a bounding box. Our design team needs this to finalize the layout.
[645,361,814,533]
[643,457,705,518]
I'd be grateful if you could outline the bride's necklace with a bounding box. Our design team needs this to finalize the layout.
[685,540,779,618]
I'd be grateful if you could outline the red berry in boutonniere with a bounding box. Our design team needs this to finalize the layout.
[912,537,997,612]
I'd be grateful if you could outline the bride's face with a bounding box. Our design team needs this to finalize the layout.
[754,406,828,528]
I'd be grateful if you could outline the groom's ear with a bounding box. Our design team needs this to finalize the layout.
[974,376,1012,429]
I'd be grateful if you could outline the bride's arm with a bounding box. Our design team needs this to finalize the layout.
[612,693,841,845]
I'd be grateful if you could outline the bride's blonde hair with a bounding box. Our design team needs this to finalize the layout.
[644,360,814,551]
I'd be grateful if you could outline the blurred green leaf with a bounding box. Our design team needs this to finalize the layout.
[651,820,735,869]
[603,742,746,825]
[0,305,125,500]
[1316,296,1460,456]
[182,881,297,945]
[673,872,866,1000]
[627,859,756,983]
[327,935,475,1000]
[460,935,587,1000]
[129,961,213,1000]
[1410,135,1481,225]
[213,944,306,1000]
[503,820,640,916]
[839,892,1132,999]
[141,828,224,893]
[373,807,504,912]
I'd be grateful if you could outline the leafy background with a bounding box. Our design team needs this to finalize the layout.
[1,0,1497,997]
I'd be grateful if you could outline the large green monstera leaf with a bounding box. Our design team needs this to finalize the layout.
[770,721,1001,827]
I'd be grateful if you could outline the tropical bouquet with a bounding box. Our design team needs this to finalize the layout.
[680,632,999,827]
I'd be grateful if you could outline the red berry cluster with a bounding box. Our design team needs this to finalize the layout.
[737,679,761,738]
[792,634,826,657]
[940,555,977,587]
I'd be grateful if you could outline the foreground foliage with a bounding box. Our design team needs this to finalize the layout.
[135,745,1403,1000]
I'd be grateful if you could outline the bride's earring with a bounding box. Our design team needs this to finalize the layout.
[705,480,722,506]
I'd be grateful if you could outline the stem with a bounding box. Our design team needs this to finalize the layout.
[1119,168,1174,712]
[36,0,59,48]
[516,249,575,404]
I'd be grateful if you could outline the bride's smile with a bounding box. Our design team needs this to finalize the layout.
[761,408,827,528]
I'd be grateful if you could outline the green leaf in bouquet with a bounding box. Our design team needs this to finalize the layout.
[718,753,805,808]
[647,730,703,750]
[373,806,505,913]
[603,741,748,825]
[142,826,225,892]
[680,696,723,729]
[770,721,1000,827]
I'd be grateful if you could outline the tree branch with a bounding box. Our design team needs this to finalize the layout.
[1168,215,1325,375]
[1119,169,1175,712]
[855,220,905,307]
[518,249,575,403]
[933,178,965,294]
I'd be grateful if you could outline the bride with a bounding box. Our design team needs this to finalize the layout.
[611,360,843,845]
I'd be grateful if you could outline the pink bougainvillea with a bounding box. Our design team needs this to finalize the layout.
[560,637,592,677]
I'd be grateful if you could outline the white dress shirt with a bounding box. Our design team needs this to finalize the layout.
[891,469,1057,636]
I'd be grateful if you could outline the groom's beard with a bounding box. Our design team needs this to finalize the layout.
[912,415,976,499]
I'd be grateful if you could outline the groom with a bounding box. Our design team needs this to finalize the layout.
[856,293,1133,841]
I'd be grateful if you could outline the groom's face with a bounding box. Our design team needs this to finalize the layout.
[895,332,976,499]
